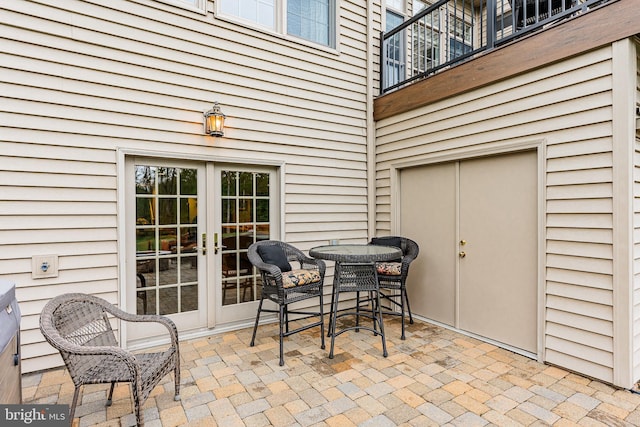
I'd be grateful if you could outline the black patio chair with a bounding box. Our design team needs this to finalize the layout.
[368,236,419,340]
[248,240,326,366]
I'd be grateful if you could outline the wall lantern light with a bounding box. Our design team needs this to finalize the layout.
[204,102,226,137]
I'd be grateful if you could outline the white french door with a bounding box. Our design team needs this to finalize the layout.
[125,159,280,341]
[214,165,279,324]
[126,159,207,342]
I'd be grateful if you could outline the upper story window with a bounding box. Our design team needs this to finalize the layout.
[157,0,206,12]
[219,0,336,48]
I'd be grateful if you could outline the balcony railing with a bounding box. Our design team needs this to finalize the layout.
[380,0,610,94]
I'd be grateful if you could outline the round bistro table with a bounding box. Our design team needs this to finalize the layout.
[309,244,402,264]
[309,244,402,358]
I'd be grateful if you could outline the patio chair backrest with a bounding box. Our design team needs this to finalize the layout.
[41,295,119,380]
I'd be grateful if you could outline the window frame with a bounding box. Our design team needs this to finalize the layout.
[155,0,207,14]
[217,0,337,49]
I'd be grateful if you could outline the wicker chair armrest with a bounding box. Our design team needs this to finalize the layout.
[300,257,326,277]
[102,306,179,346]
[253,261,284,282]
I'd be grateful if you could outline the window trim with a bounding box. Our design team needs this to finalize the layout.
[217,0,338,49]
[155,0,207,14]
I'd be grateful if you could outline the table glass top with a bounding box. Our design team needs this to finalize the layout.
[309,244,401,262]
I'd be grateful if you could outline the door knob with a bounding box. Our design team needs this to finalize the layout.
[459,251,466,258]
[460,240,466,246]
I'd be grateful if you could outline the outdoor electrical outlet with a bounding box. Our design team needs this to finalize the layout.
[32,255,59,279]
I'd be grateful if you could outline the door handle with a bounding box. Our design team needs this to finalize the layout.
[459,251,466,258]
[213,233,227,254]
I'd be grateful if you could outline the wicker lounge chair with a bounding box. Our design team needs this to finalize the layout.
[248,240,326,366]
[39,293,180,426]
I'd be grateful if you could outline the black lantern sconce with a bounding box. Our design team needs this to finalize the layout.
[204,102,226,137]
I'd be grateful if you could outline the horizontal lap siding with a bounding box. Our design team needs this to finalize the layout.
[375,47,615,383]
[634,40,640,383]
[1,0,375,372]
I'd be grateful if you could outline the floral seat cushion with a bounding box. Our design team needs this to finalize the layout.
[282,268,321,288]
[376,262,402,276]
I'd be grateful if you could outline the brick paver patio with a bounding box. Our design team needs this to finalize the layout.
[22,317,640,426]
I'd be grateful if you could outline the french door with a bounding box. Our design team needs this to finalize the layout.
[215,166,277,324]
[126,159,207,342]
[125,159,279,342]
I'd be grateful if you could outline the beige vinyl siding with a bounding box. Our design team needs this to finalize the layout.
[0,143,119,369]
[375,46,616,383]
[1,0,376,372]
[633,39,640,383]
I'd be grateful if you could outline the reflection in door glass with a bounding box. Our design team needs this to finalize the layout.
[221,170,270,306]
[135,165,199,315]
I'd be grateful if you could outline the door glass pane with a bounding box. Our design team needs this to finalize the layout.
[158,167,177,195]
[221,170,270,306]
[159,199,177,225]
[135,165,199,315]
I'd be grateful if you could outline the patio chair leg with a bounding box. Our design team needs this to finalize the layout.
[250,297,265,346]
[400,289,406,340]
[106,381,115,406]
[404,288,414,324]
[69,386,80,422]
[285,305,290,334]
[374,289,388,358]
[327,276,336,337]
[371,291,379,336]
[355,291,360,332]
[279,304,286,366]
[174,355,181,401]
[329,286,340,359]
[319,292,325,350]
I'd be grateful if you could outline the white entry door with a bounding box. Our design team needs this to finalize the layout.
[126,159,207,342]
[400,150,538,354]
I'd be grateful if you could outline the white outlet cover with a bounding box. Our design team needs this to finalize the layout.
[32,255,59,279]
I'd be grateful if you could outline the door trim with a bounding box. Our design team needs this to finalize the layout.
[388,139,546,361]
[116,148,285,349]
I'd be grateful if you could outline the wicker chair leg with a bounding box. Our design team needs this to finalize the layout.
[328,287,340,359]
[69,386,80,422]
[400,289,406,340]
[250,297,265,346]
[371,291,380,336]
[279,304,286,366]
[327,284,336,338]
[132,384,143,427]
[106,382,116,406]
[404,289,414,324]
[374,289,388,358]
[284,305,289,334]
[355,291,361,332]
[319,292,325,350]
[174,360,181,401]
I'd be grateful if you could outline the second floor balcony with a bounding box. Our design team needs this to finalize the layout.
[381,0,611,94]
